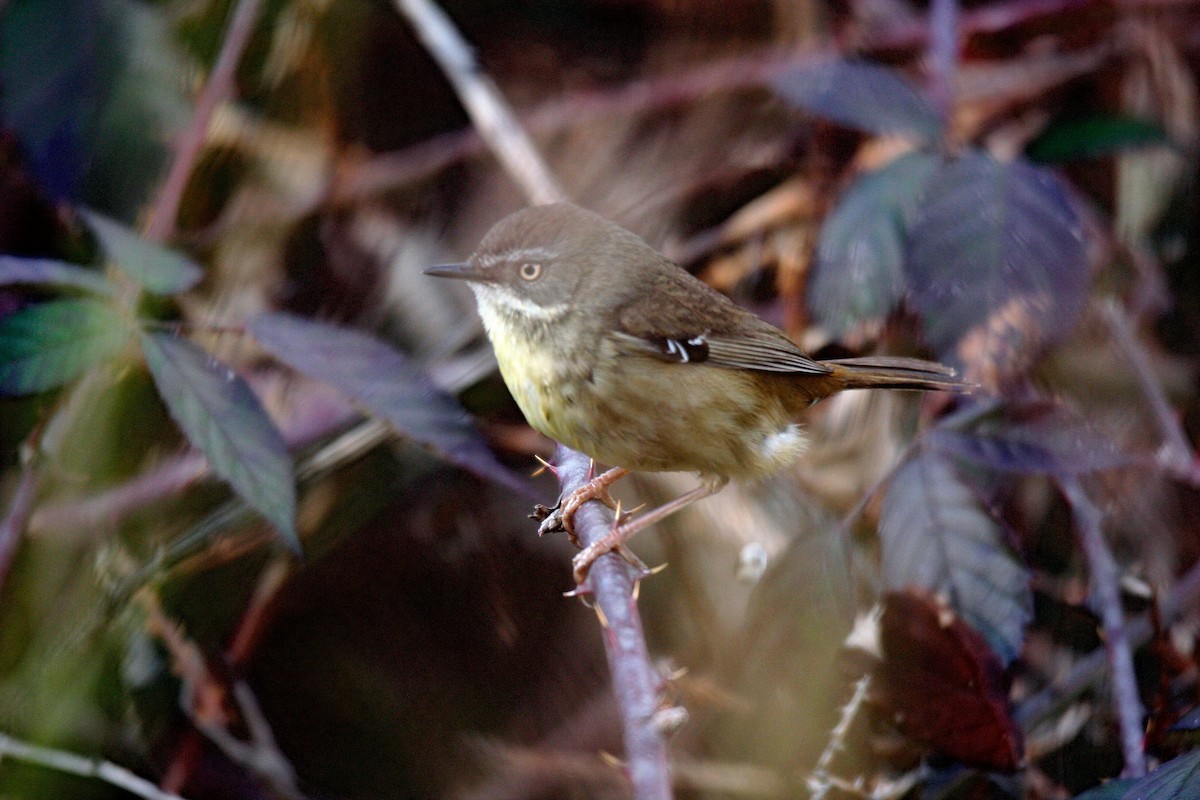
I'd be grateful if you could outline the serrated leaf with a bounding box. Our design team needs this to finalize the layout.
[880,450,1032,665]
[931,400,1132,476]
[0,298,128,394]
[878,590,1023,771]
[1122,749,1200,800]
[772,59,942,142]
[1072,780,1139,800]
[907,152,1088,383]
[1029,116,1172,164]
[810,152,939,336]
[81,209,203,294]
[140,332,298,551]
[0,255,115,296]
[249,313,532,496]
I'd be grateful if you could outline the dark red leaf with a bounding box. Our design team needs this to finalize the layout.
[875,589,1023,772]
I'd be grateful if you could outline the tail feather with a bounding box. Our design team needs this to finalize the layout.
[821,356,971,393]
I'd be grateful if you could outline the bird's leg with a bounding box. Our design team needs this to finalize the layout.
[538,466,630,542]
[572,477,728,584]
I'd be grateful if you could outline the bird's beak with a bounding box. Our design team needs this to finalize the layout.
[423,262,489,282]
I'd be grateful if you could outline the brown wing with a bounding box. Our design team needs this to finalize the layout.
[610,267,831,375]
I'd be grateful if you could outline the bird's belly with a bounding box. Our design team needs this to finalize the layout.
[491,333,807,480]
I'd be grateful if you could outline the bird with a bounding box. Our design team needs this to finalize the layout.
[426,202,968,582]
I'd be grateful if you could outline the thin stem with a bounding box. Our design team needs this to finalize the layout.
[808,675,872,800]
[1059,478,1146,777]
[0,732,191,800]
[145,0,264,243]
[391,0,567,205]
[927,0,960,125]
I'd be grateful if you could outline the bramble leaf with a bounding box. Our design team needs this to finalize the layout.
[809,152,939,335]
[0,298,128,394]
[879,450,1032,665]
[772,59,942,141]
[0,255,114,295]
[81,209,203,294]
[249,313,532,495]
[907,152,1088,384]
[1120,749,1200,800]
[1029,115,1172,164]
[140,332,298,551]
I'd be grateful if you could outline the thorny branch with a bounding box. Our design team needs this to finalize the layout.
[392,2,675,798]
[1058,478,1147,778]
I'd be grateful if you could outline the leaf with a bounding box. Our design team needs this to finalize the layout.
[0,255,115,296]
[809,152,939,336]
[1121,749,1200,800]
[772,59,942,142]
[1029,116,1172,164]
[81,209,203,294]
[0,298,128,394]
[907,152,1089,384]
[877,590,1023,771]
[139,332,298,551]
[1073,781,1140,800]
[931,399,1133,477]
[248,313,531,495]
[879,450,1032,665]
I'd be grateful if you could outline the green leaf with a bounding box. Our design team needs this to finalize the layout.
[1122,749,1200,800]
[139,332,298,551]
[809,152,939,336]
[1029,116,1172,164]
[248,313,533,496]
[81,209,203,295]
[879,450,1032,665]
[0,255,115,296]
[772,59,942,142]
[0,298,128,394]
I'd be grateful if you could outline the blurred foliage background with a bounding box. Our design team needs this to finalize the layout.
[1,0,1200,798]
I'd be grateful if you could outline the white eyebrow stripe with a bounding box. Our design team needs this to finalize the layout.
[478,246,560,268]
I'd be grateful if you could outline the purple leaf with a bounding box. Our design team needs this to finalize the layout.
[0,255,114,295]
[772,59,942,141]
[810,152,939,336]
[880,450,1031,665]
[140,332,298,552]
[930,400,1134,477]
[907,152,1089,383]
[249,313,532,496]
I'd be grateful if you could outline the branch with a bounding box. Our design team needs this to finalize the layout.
[145,0,264,243]
[0,732,192,800]
[552,446,674,800]
[926,0,960,125]
[1058,478,1146,777]
[384,4,672,797]
[391,0,566,205]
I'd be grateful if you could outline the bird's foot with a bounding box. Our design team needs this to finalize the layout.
[534,466,628,543]
[570,478,727,584]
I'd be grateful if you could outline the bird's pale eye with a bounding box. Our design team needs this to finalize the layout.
[519,262,543,281]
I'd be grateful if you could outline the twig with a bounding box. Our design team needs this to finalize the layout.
[0,440,39,593]
[807,675,872,800]
[1099,300,1199,485]
[391,3,673,797]
[926,0,959,125]
[552,446,673,800]
[391,0,566,205]
[1058,478,1146,777]
[0,731,191,800]
[145,0,264,243]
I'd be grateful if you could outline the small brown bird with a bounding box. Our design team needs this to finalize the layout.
[427,203,966,581]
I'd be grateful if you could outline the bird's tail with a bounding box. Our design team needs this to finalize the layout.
[821,356,971,393]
